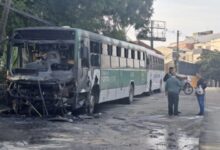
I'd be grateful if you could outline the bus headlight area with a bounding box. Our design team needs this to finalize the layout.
[7,78,77,117]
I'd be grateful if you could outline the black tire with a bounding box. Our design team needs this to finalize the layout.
[184,84,194,95]
[148,80,153,95]
[127,85,134,104]
[158,80,163,93]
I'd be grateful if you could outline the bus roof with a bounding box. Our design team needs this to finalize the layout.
[14,27,164,58]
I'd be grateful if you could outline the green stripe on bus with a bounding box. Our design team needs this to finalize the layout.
[100,69,147,90]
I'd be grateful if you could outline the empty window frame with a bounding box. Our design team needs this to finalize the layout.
[124,48,129,58]
[90,41,101,54]
[116,46,121,57]
[131,50,135,59]
[137,51,141,60]
[107,45,113,56]
[142,52,146,60]
[90,41,101,67]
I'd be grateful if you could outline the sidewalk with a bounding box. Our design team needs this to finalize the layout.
[200,88,220,150]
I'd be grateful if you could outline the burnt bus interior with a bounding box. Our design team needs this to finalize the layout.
[6,29,82,116]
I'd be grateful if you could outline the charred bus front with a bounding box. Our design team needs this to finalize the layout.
[6,28,93,116]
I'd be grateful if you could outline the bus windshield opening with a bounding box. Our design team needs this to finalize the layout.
[10,42,75,72]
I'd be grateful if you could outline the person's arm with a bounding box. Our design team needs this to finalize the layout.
[176,74,187,81]
[163,74,168,82]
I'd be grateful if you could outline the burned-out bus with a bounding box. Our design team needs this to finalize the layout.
[6,27,164,116]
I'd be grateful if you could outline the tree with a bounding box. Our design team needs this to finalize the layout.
[5,0,153,40]
[197,50,220,86]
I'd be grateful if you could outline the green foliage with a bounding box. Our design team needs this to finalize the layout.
[197,50,220,81]
[5,0,153,40]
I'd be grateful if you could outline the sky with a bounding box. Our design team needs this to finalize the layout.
[128,0,220,47]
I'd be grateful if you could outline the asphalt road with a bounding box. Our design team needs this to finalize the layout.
[200,88,220,150]
[0,91,205,150]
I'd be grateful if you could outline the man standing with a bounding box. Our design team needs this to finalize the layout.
[195,73,207,116]
[164,67,182,114]
[165,73,182,116]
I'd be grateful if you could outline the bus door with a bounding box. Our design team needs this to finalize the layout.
[88,40,101,93]
[78,38,90,92]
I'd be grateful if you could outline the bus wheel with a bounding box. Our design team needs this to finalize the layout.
[147,80,153,96]
[127,85,134,104]
[159,80,163,93]
[86,94,96,115]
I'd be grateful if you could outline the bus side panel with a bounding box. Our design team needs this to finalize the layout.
[99,69,147,103]
[134,70,147,95]
[148,69,164,91]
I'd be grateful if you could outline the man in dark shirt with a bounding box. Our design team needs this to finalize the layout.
[163,67,174,82]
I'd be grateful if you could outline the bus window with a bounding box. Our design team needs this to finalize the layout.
[116,46,121,57]
[124,48,128,58]
[107,45,112,56]
[80,40,89,67]
[137,51,141,60]
[90,41,101,67]
[143,52,145,60]
[90,41,101,54]
[131,50,135,59]
[91,54,100,67]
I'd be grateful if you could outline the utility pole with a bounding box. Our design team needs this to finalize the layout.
[176,30,180,73]
[150,20,154,49]
[0,0,12,43]
[146,20,166,50]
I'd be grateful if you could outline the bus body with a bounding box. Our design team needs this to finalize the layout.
[6,27,164,115]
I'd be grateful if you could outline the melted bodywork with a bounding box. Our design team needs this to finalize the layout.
[7,48,80,116]
[6,28,86,115]
[6,27,101,116]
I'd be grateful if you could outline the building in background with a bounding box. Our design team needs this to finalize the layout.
[157,30,220,64]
